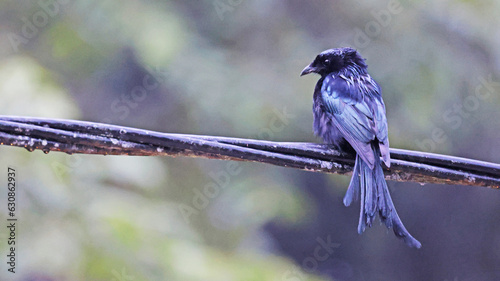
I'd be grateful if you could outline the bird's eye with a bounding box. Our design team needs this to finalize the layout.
[323,59,330,66]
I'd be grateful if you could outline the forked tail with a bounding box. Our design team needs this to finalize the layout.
[343,144,422,248]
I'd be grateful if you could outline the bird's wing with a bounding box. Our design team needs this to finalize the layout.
[320,74,389,168]
[372,90,390,166]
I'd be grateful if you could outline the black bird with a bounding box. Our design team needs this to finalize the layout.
[301,47,421,248]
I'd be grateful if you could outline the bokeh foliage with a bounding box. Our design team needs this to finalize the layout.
[1,0,500,280]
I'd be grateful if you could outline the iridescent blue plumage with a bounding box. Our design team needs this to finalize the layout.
[301,48,421,248]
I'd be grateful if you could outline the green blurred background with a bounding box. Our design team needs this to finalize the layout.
[1,0,500,280]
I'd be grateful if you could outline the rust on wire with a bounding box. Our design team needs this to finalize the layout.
[0,115,499,188]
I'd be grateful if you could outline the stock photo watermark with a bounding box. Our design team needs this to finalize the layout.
[213,0,245,21]
[340,0,403,50]
[178,106,295,224]
[50,66,168,179]
[101,66,169,124]
[6,167,18,274]
[281,234,340,281]
[8,0,70,53]
[415,74,500,153]
[111,267,135,281]
[51,153,83,181]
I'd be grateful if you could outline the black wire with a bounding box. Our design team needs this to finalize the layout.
[0,115,498,188]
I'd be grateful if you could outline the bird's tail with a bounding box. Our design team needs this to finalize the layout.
[343,144,422,248]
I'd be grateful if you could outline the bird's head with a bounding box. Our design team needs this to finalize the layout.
[300,47,367,77]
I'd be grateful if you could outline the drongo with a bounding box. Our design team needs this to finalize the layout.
[301,47,421,248]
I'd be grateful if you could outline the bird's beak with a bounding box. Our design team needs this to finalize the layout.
[300,63,315,76]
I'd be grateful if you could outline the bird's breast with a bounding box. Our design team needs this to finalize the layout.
[313,93,345,146]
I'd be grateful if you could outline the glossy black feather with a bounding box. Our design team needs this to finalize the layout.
[302,47,421,248]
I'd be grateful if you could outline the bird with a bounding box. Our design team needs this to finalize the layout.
[300,47,421,248]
